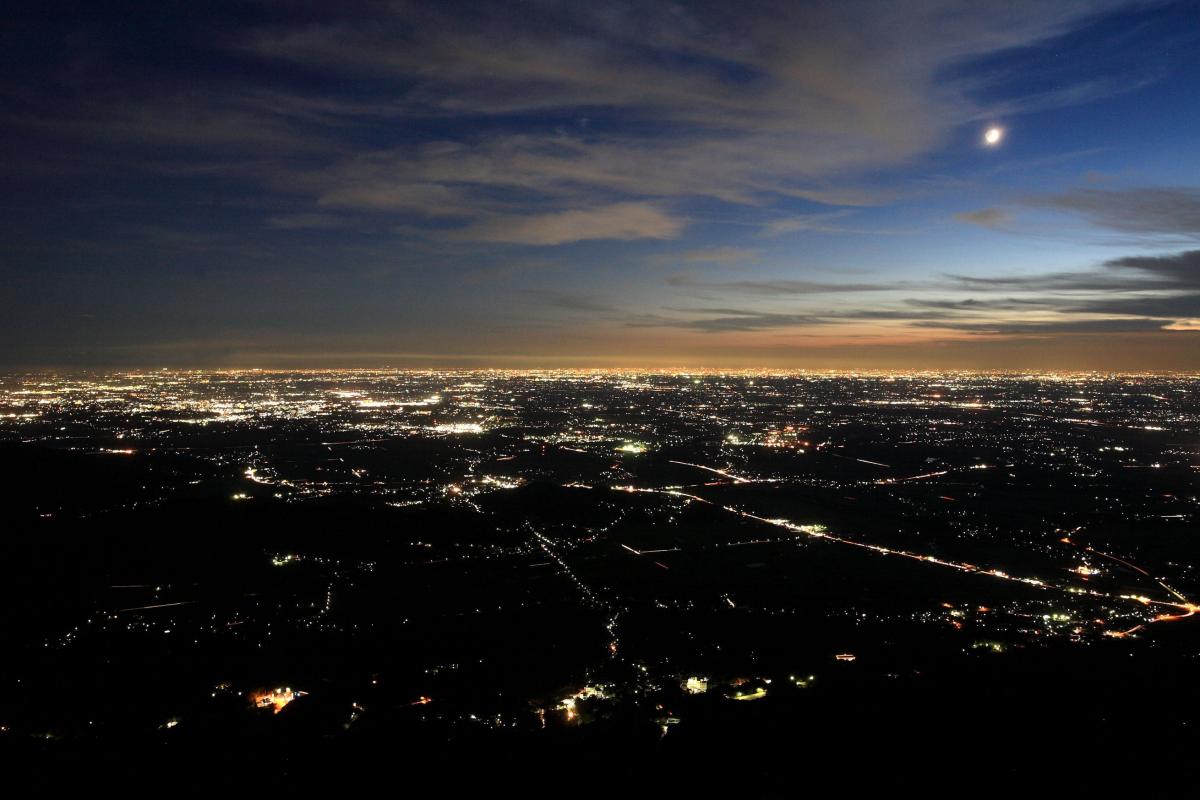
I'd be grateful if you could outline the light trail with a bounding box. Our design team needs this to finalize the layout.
[1069,541,1200,627]
[525,521,624,658]
[620,543,680,556]
[856,458,891,468]
[829,453,890,468]
[1083,546,1151,576]
[741,509,1198,626]
[114,600,196,613]
[603,484,1198,635]
[1069,533,1195,605]
[883,470,949,483]
[668,460,751,483]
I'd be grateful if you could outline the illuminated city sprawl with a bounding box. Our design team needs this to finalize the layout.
[1,368,1198,775]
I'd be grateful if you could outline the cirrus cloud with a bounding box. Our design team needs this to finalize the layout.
[453,202,683,245]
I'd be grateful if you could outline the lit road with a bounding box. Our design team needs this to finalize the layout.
[601,480,1199,638]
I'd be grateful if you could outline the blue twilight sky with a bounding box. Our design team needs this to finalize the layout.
[2,0,1199,369]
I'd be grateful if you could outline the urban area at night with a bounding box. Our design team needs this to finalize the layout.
[2,369,1198,787]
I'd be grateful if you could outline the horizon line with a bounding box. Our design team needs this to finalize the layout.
[4,365,1199,378]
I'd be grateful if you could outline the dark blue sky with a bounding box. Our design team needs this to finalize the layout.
[3,0,1199,368]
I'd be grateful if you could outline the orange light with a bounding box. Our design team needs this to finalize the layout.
[252,687,305,713]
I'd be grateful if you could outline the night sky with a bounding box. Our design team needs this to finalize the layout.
[3,0,1199,369]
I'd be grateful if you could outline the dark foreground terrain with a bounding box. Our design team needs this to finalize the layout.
[2,370,1198,790]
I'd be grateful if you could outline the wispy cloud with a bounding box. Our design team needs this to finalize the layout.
[1032,187,1200,237]
[5,1,1142,246]
[759,211,863,237]
[954,208,1013,229]
[650,247,1200,336]
[634,308,820,333]
[956,186,1200,242]
[454,202,683,245]
[666,273,895,295]
[266,213,356,230]
[673,247,762,266]
[920,317,1172,335]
